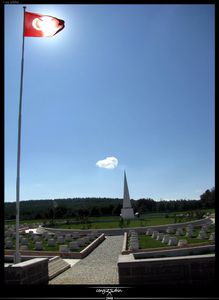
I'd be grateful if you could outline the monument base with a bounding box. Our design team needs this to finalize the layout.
[121,208,135,220]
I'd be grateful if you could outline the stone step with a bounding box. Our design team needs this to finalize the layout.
[48,256,71,280]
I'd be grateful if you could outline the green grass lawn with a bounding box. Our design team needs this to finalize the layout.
[5,208,215,230]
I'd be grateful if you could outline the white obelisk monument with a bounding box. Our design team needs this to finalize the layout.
[121,171,134,219]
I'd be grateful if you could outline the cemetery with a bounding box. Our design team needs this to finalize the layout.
[4,174,215,285]
[118,219,215,285]
[4,225,105,260]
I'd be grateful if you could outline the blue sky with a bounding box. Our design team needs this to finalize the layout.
[5,4,215,202]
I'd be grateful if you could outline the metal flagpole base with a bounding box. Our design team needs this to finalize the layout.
[14,251,21,264]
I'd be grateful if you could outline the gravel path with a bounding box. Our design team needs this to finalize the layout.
[49,235,124,285]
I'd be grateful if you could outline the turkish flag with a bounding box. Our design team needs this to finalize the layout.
[24,11,65,37]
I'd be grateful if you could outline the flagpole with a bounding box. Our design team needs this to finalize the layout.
[14,6,26,264]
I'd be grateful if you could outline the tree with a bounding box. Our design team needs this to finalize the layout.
[200,188,215,208]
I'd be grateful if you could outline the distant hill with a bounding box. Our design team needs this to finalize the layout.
[4,188,214,221]
[4,198,123,220]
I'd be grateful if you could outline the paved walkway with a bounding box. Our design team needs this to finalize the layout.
[49,235,124,285]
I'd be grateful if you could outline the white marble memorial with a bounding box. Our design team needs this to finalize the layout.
[120,171,134,220]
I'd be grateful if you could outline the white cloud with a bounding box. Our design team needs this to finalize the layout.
[96,156,118,169]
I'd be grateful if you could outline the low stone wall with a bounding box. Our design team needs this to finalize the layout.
[118,253,215,285]
[4,258,48,284]
[44,217,212,236]
[4,233,105,260]
[133,244,215,259]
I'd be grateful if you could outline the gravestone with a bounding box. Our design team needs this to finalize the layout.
[5,239,13,249]
[202,225,210,232]
[57,236,65,244]
[72,232,80,239]
[21,238,28,245]
[69,241,80,251]
[168,237,178,246]
[59,245,69,253]
[175,228,184,236]
[65,234,72,242]
[42,232,49,239]
[48,239,56,247]
[166,227,175,234]
[177,239,188,247]
[209,233,215,241]
[33,235,40,242]
[128,240,139,250]
[151,231,159,239]
[162,235,170,244]
[156,233,164,241]
[186,230,196,238]
[198,230,208,239]
[82,236,90,244]
[146,228,153,235]
[35,241,43,251]
[186,224,194,231]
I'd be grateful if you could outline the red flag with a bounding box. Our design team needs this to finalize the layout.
[24,11,65,37]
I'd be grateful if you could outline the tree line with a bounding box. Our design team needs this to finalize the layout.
[4,188,214,221]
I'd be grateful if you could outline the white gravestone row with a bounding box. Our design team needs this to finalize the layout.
[150,230,178,246]
[128,230,139,250]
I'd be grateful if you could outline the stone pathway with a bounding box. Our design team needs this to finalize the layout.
[49,235,123,285]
